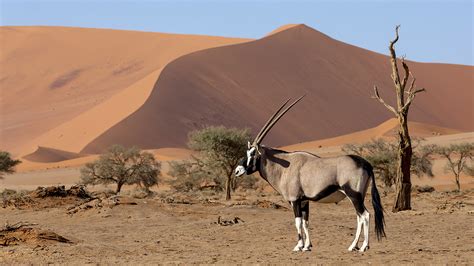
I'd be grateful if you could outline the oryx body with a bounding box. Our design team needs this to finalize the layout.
[235,96,386,252]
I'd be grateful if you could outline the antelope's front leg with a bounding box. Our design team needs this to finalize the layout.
[291,201,304,252]
[301,201,312,251]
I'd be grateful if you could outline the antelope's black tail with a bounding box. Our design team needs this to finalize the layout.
[370,167,386,241]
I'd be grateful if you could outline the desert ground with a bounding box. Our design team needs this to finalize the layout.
[1,132,473,264]
[1,185,473,264]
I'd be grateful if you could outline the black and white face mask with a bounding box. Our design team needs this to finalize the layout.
[234,146,259,177]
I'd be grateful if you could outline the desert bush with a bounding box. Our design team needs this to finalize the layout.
[426,142,474,191]
[80,145,161,194]
[168,160,218,192]
[0,151,21,179]
[233,173,260,191]
[168,126,252,200]
[414,185,435,193]
[1,189,32,208]
[342,138,434,188]
[29,185,91,199]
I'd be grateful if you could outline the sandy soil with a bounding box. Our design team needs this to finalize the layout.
[1,133,473,264]
[1,189,473,264]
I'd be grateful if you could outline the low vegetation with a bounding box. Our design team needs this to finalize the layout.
[425,142,474,191]
[80,145,161,194]
[342,138,434,188]
[169,126,252,200]
[0,151,21,179]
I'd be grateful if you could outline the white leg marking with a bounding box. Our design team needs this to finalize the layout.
[359,210,370,252]
[293,217,304,252]
[302,219,312,251]
[348,215,362,251]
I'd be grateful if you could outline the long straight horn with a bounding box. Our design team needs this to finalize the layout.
[255,95,305,145]
[252,98,292,145]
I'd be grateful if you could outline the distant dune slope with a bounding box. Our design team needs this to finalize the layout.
[0,26,250,155]
[23,146,86,163]
[83,24,473,153]
[283,118,463,151]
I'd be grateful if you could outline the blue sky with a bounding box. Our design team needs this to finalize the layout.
[1,0,472,65]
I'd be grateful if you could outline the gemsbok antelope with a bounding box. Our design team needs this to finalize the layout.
[234,96,386,252]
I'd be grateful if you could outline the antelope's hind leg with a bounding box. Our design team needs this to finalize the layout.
[348,214,362,251]
[359,209,370,252]
[342,187,369,252]
[290,201,304,252]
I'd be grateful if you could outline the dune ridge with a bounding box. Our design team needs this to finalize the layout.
[0,26,251,155]
[22,146,87,163]
[17,147,193,172]
[19,117,463,167]
[82,24,473,153]
[283,118,463,151]
[15,68,162,156]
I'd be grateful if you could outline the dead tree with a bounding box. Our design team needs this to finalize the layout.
[373,25,425,212]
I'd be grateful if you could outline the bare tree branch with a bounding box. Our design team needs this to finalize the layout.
[373,85,398,115]
[402,88,426,113]
[389,25,402,90]
[401,57,410,90]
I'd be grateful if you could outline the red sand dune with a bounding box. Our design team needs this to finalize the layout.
[18,147,192,170]
[0,26,250,156]
[283,118,463,151]
[82,24,473,153]
[18,119,464,165]
[22,146,87,163]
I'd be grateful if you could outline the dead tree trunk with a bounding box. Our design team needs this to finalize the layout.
[454,173,461,192]
[373,25,425,212]
[225,173,232,200]
[116,181,124,194]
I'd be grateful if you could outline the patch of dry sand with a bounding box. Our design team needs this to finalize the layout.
[0,190,472,264]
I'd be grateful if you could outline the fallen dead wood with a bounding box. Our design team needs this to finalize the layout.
[66,195,138,215]
[2,185,93,209]
[2,221,38,231]
[214,216,244,226]
[0,221,72,246]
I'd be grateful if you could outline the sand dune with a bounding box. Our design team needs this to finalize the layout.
[283,118,463,151]
[266,23,302,36]
[2,25,472,156]
[22,146,87,163]
[83,24,473,153]
[16,68,162,156]
[148,148,194,162]
[15,119,467,171]
[0,26,250,155]
[17,147,192,173]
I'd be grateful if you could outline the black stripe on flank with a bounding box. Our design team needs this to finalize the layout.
[302,185,340,202]
[341,184,365,215]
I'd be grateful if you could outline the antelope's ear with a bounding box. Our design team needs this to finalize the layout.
[247,141,251,149]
